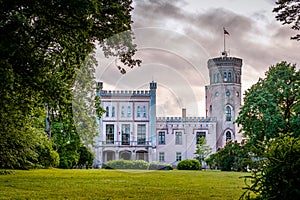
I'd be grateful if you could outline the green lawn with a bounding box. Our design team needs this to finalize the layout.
[0,169,247,200]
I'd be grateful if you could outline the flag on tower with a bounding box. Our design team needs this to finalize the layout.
[224,28,230,35]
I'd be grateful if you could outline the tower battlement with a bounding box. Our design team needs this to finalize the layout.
[208,57,242,68]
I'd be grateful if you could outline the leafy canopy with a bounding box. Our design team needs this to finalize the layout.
[0,0,139,169]
[236,61,300,148]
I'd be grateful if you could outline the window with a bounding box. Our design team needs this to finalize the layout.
[224,72,227,81]
[142,106,147,118]
[112,106,115,117]
[213,74,216,83]
[159,152,165,162]
[158,131,166,145]
[127,106,131,117]
[137,106,141,118]
[105,106,109,117]
[225,106,232,121]
[228,72,232,82]
[196,131,206,144]
[106,124,114,144]
[121,106,125,118]
[226,131,232,141]
[121,124,130,145]
[137,124,146,145]
[136,152,145,160]
[175,131,182,145]
[176,152,182,162]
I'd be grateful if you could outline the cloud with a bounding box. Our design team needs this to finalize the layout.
[95,0,300,117]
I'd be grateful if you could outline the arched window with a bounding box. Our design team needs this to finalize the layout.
[112,106,115,117]
[224,72,227,81]
[137,106,141,117]
[228,72,232,82]
[105,106,109,117]
[226,131,232,141]
[225,106,232,121]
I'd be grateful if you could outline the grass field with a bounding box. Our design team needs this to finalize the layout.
[0,169,247,200]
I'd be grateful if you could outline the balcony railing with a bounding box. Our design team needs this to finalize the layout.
[97,140,152,147]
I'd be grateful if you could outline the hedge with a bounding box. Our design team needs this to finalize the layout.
[149,162,173,170]
[104,160,149,169]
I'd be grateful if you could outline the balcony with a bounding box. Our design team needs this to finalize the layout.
[97,140,152,147]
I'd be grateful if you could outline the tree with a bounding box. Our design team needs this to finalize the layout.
[77,146,94,169]
[0,0,140,169]
[273,0,300,41]
[240,134,300,200]
[206,140,253,172]
[194,137,212,164]
[72,56,105,146]
[236,61,300,150]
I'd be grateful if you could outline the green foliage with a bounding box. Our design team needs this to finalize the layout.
[273,0,300,41]
[209,141,252,172]
[149,162,173,170]
[104,160,149,170]
[132,160,149,170]
[236,62,300,151]
[0,0,139,169]
[77,146,94,168]
[36,140,60,168]
[240,134,300,200]
[194,137,212,163]
[72,56,105,146]
[177,159,201,170]
[205,153,219,170]
[0,106,58,169]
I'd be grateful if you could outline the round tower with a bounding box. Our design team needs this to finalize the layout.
[205,56,242,147]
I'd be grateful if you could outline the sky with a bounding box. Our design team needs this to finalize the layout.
[94,0,300,117]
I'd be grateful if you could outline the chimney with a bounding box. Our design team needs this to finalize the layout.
[182,108,186,118]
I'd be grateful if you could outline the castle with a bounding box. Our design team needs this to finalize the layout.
[94,54,242,166]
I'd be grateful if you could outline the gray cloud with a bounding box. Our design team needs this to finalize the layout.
[95,0,300,117]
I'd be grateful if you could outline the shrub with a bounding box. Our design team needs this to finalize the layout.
[149,162,173,170]
[177,159,201,170]
[104,160,149,170]
[240,134,300,200]
[205,153,218,169]
[77,146,94,169]
[211,140,252,172]
[132,160,149,169]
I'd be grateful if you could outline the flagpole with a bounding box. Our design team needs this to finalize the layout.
[223,27,226,53]
[223,27,230,56]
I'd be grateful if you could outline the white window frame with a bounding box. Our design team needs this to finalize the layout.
[175,131,183,145]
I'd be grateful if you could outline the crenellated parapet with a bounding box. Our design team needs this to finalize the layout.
[156,117,217,123]
[208,57,242,68]
[100,90,151,97]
